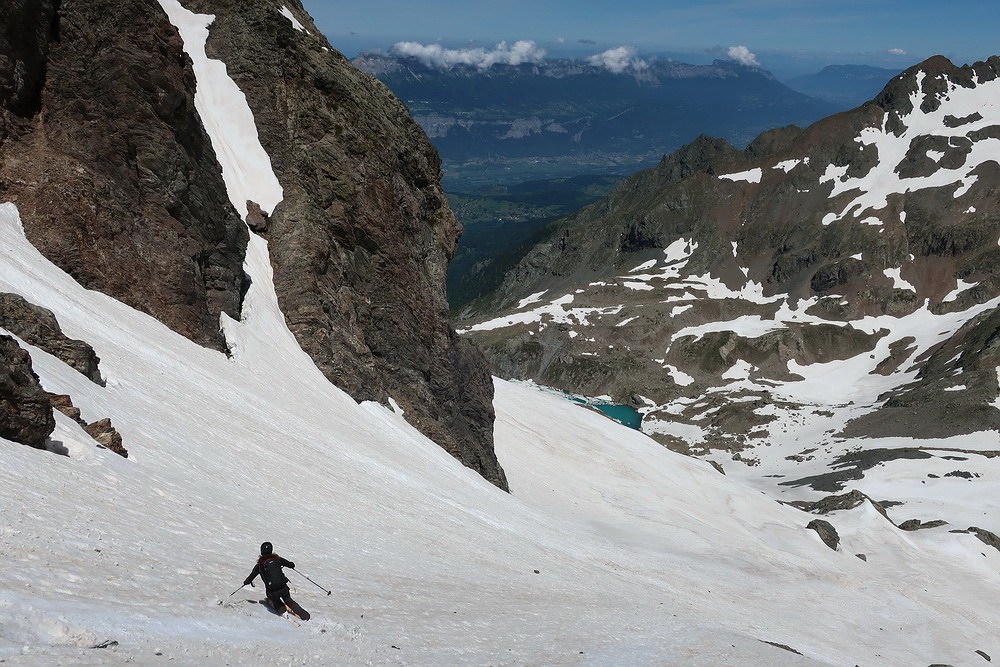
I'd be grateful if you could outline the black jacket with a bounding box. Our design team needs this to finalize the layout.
[245,554,294,592]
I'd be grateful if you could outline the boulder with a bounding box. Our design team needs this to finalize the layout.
[84,418,128,458]
[806,519,840,551]
[0,335,54,448]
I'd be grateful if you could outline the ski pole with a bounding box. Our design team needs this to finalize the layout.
[218,583,246,606]
[291,568,332,595]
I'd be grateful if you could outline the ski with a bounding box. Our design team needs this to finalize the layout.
[280,611,301,628]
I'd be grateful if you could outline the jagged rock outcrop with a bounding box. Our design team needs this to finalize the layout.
[0,334,54,448]
[0,0,506,488]
[787,490,890,518]
[183,0,506,489]
[0,293,104,384]
[806,519,840,551]
[46,393,128,457]
[84,417,127,458]
[0,0,250,351]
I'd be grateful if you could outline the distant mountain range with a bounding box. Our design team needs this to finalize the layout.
[459,55,1000,530]
[785,64,905,107]
[354,53,840,187]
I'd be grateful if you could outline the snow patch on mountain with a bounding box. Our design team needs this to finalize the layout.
[278,5,306,32]
[774,158,805,172]
[883,267,916,292]
[942,278,979,302]
[462,293,624,333]
[821,70,1000,224]
[719,167,763,183]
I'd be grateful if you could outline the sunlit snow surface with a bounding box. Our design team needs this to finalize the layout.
[155,0,282,218]
[2,202,1000,665]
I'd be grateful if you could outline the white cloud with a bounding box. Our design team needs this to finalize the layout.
[726,45,760,68]
[888,48,907,56]
[391,40,546,70]
[587,46,649,74]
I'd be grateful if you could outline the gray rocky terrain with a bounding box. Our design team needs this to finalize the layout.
[460,55,1000,513]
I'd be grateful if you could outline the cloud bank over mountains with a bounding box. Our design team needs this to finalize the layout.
[390,40,547,69]
[388,41,765,73]
[586,46,649,73]
[389,40,654,73]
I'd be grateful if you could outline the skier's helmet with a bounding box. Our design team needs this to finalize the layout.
[260,541,273,556]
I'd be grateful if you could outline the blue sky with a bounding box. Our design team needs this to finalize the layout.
[301,0,999,77]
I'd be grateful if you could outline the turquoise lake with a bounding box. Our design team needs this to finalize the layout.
[564,394,642,430]
[592,403,643,430]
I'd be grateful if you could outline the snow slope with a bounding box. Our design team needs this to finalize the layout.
[1,3,998,664]
[2,201,1000,665]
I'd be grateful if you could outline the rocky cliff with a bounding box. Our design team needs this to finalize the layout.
[0,0,505,489]
[1,0,249,351]
[461,55,1000,503]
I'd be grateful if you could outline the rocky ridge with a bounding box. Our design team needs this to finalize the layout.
[0,292,104,385]
[182,0,505,489]
[461,55,1000,522]
[0,0,505,488]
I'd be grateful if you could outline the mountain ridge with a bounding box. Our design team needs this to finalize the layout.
[461,54,1000,520]
[355,51,840,187]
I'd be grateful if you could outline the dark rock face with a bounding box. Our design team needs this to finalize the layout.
[0,334,54,448]
[0,293,104,384]
[968,526,1000,553]
[47,393,83,423]
[0,0,249,351]
[0,0,58,126]
[789,489,888,517]
[184,0,506,489]
[898,519,948,531]
[806,519,840,551]
[46,392,127,457]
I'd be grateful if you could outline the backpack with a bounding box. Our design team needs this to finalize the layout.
[260,556,288,589]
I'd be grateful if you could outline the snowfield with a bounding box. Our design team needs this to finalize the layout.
[2,201,1000,665]
[1,1,999,663]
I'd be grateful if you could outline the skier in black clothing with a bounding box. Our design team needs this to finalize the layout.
[244,541,311,621]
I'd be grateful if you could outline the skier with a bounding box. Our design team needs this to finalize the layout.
[244,541,311,621]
